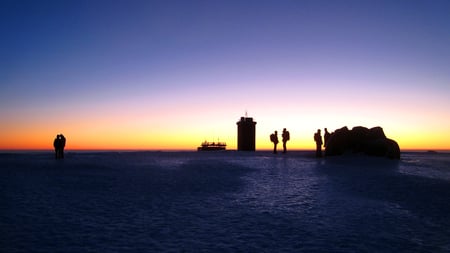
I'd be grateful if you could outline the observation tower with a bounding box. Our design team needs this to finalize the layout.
[236,115,256,151]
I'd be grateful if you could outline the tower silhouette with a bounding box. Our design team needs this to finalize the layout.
[237,116,257,151]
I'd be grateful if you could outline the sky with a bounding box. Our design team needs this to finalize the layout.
[1,0,449,150]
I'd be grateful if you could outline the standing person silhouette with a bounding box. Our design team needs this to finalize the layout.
[270,131,279,154]
[282,128,290,153]
[53,134,61,159]
[314,129,323,158]
[59,134,66,159]
[324,128,331,148]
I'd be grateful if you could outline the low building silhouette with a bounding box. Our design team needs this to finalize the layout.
[237,116,256,151]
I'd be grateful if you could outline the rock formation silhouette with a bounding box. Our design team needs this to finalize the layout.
[325,126,400,159]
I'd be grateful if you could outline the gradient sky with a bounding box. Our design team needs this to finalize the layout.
[1,0,449,150]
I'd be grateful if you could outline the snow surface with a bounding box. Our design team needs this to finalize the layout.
[1,151,450,252]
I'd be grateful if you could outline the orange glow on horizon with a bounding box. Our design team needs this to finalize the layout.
[1,110,449,151]
[1,129,449,151]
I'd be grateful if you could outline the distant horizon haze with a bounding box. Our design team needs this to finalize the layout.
[0,124,448,152]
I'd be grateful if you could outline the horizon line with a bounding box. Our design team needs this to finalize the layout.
[1,148,449,153]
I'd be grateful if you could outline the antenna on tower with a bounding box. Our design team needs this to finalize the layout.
[245,110,248,118]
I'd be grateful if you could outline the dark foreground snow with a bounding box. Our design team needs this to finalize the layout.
[1,151,450,252]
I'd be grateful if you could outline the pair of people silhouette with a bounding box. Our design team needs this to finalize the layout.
[314,128,331,158]
[270,128,290,154]
[53,134,66,159]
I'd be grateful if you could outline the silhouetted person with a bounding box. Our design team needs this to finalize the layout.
[60,134,66,158]
[324,128,331,148]
[314,129,323,158]
[282,128,290,153]
[53,134,66,159]
[53,135,60,159]
[270,130,279,154]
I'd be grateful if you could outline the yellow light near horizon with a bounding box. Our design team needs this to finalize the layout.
[1,130,449,151]
[396,134,450,150]
[1,112,449,151]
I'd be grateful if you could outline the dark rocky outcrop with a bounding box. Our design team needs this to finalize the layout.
[325,126,400,159]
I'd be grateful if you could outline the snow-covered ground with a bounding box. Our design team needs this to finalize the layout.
[1,151,449,252]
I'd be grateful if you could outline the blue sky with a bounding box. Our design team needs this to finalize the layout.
[1,0,450,149]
